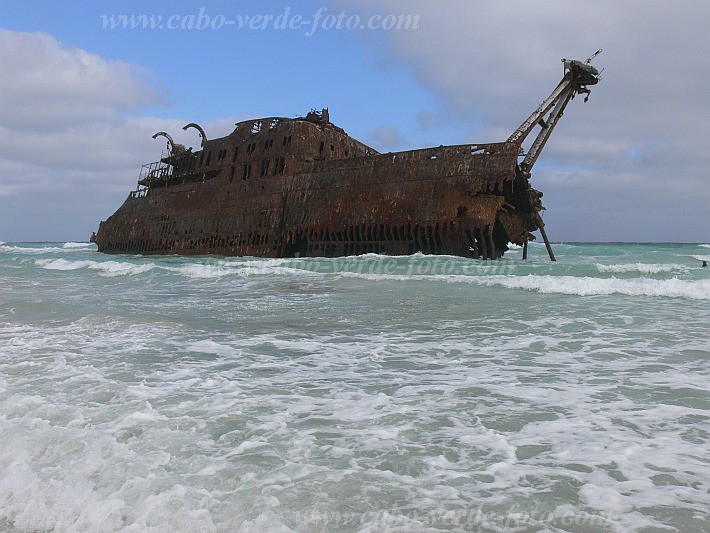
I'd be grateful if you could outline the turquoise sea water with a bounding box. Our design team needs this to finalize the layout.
[0,241,708,532]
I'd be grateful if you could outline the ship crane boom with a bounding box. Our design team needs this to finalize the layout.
[507,51,601,173]
[507,52,601,262]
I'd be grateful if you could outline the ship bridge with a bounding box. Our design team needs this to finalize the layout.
[134,108,378,194]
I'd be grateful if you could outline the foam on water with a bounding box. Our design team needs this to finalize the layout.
[166,259,312,280]
[594,262,687,274]
[2,244,68,254]
[0,243,708,532]
[472,274,710,300]
[1,242,97,254]
[328,271,710,300]
[36,258,155,277]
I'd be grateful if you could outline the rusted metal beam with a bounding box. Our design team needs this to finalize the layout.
[538,224,556,262]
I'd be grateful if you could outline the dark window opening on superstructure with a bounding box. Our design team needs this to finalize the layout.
[273,157,286,175]
[229,166,235,182]
[206,151,212,166]
[199,153,204,166]
[319,141,324,154]
[260,160,270,177]
[242,164,251,179]
[232,147,239,162]
[330,144,334,152]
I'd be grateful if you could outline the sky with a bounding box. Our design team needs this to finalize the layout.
[0,0,708,243]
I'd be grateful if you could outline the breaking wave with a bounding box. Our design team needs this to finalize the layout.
[2,245,61,254]
[2,244,86,254]
[35,258,155,277]
[33,257,312,279]
[471,275,710,300]
[594,262,687,274]
[62,242,94,249]
[31,256,710,299]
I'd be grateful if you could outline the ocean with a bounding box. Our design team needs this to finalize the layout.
[0,241,708,532]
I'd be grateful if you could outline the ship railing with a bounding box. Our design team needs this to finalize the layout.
[137,152,174,185]
[129,187,149,199]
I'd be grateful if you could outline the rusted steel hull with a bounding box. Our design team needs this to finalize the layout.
[95,141,542,260]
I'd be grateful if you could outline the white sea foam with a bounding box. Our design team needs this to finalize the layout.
[333,270,710,300]
[35,258,154,276]
[1,243,93,254]
[185,340,242,357]
[1,314,708,533]
[1,245,68,254]
[167,260,315,280]
[699,244,710,248]
[595,262,687,274]
[96,261,155,276]
[471,274,710,300]
[35,258,91,270]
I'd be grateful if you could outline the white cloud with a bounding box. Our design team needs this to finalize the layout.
[367,125,406,150]
[0,29,164,132]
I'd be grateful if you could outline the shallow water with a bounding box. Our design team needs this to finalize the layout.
[1,242,708,532]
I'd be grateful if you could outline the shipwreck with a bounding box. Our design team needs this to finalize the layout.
[93,53,601,260]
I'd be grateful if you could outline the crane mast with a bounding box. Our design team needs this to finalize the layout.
[508,51,602,261]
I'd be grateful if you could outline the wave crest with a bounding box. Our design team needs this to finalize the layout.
[36,258,154,277]
[595,263,686,274]
[474,275,710,300]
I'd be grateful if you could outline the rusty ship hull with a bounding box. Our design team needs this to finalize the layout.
[94,58,600,260]
[95,140,536,259]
